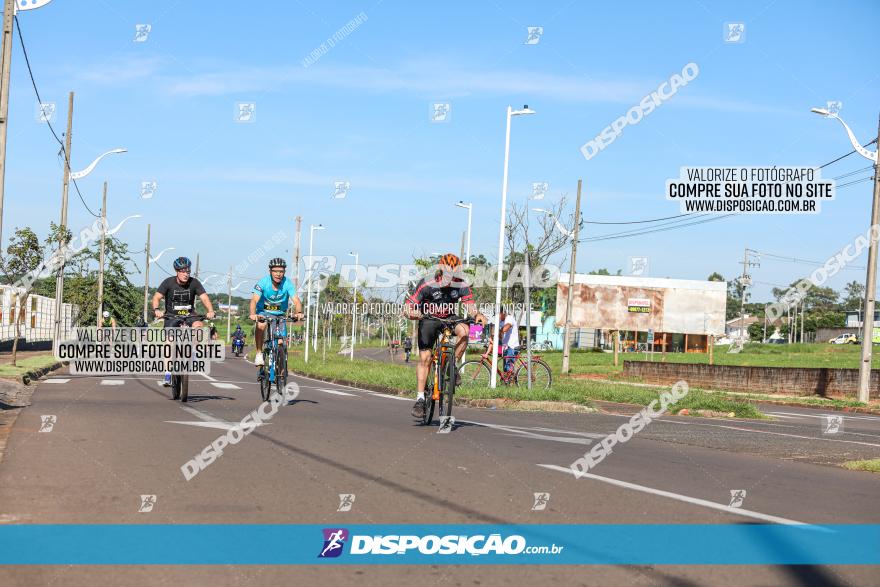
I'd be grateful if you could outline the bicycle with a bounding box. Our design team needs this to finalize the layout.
[458,345,552,390]
[153,313,208,403]
[419,316,473,427]
[256,314,297,402]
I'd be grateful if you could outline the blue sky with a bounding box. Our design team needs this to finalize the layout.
[3,0,879,300]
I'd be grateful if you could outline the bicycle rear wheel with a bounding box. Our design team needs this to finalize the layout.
[514,359,553,389]
[180,375,189,402]
[458,360,490,389]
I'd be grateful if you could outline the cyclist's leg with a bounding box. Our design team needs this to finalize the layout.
[412,319,440,418]
[453,323,469,360]
[253,319,267,365]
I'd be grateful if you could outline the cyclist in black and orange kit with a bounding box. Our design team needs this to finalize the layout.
[403,253,486,419]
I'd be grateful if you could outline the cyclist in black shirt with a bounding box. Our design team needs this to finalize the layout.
[403,253,486,419]
[151,257,215,386]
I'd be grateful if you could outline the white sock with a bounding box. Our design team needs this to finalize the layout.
[417,391,425,400]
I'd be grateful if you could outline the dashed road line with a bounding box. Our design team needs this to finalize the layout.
[537,464,822,528]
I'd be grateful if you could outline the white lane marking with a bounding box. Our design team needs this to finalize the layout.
[460,420,599,445]
[45,379,70,384]
[611,413,880,448]
[199,373,218,382]
[367,393,412,401]
[315,388,357,397]
[180,405,224,422]
[164,420,239,431]
[766,410,880,422]
[100,380,125,386]
[210,382,241,390]
[537,464,825,529]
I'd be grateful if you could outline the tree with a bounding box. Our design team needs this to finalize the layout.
[1,227,45,365]
[707,272,724,282]
[589,268,622,276]
[843,280,865,312]
[747,321,765,342]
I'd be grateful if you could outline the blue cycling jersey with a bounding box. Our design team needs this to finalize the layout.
[253,275,296,316]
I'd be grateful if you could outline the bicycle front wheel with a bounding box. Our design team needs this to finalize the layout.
[458,360,490,390]
[514,359,553,390]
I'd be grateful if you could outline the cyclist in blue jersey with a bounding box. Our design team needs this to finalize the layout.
[248,258,303,367]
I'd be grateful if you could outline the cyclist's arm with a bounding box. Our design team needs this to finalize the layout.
[199,292,216,318]
[248,292,260,320]
[151,291,164,317]
[403,301,422,320]
[291,294,303,316]
[462,301,486,325]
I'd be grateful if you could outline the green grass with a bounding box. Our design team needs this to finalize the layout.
[287,352,762,418]
[0,354,59,378]
[535,343,877,376]
[842,459,880,473]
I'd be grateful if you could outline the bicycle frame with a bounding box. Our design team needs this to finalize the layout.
[478,348,542,383]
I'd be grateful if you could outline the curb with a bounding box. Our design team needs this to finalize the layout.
[288,369,597,414]
[20,362,64,386]
[571,374,880,415]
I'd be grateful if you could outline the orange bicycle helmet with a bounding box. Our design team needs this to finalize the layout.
[438,253,462,272]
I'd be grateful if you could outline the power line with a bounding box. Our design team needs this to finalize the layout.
[831,166,874,181]
[819,138,878,169]
[581,214,735,243]
[13,15,98,218]
[837,176,874,189]
[753,249,865,271]
[583,213,694,225]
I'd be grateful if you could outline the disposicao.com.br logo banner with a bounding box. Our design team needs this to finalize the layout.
[1,524,879,565]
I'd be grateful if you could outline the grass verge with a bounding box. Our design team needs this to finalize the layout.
[288,352,762,418]
[842,459,880,473]
[0,354,59,379]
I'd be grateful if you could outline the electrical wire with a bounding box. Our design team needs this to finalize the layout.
[831,166,874,181]
[583,213,694,225]
[753,250,865,271]
[818,138,878,169]
[837,176,874,189]
[14,15,99,218]
[580,214,736,243]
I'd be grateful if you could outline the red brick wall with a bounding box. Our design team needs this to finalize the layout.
[622,361,879,399]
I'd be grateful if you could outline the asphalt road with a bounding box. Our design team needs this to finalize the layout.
[0,354,878,586]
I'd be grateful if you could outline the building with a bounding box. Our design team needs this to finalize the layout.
[0,285,77,351]
[555,273,726,353]
[725,314,761,340]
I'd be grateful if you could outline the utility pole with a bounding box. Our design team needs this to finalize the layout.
[194,253,200,279]
[800,300,805,343]
[855,116,880,402]
[96,182,107,325]
[293,216,302,289]
[738,247,759,344]
[0,0,15,251]
[142,224,151,323]
[226,265,232,343]
[52,92,74,352]
[561,179,583,374]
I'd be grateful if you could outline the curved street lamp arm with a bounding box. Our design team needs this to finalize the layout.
[830,115,877,163]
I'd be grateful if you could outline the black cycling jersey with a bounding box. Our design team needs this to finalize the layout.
[157,276,206,316]
[406,277,474,318]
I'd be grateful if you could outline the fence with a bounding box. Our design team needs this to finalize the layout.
[0,285,77,348]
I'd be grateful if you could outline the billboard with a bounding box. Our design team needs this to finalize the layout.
[555,274,726,335]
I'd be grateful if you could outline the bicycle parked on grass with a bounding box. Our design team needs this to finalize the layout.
[419,316,474,427]
[152,313,207,403]
[458,344,552,390]
[255,314,298,402]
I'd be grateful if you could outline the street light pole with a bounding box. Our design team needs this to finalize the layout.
[349,251,358,360]
[812,108,880,403]
[96,182,107,325]
[456,201,472,267]
[304,224,323,363]
[0,0,15,252]
[490,105,535,388]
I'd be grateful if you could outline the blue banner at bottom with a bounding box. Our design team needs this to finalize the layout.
[0,524,878,565]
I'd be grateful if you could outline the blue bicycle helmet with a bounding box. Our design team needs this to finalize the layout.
[173,257,192,271]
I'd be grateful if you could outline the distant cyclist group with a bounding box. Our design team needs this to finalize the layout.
[148,251,520,419]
